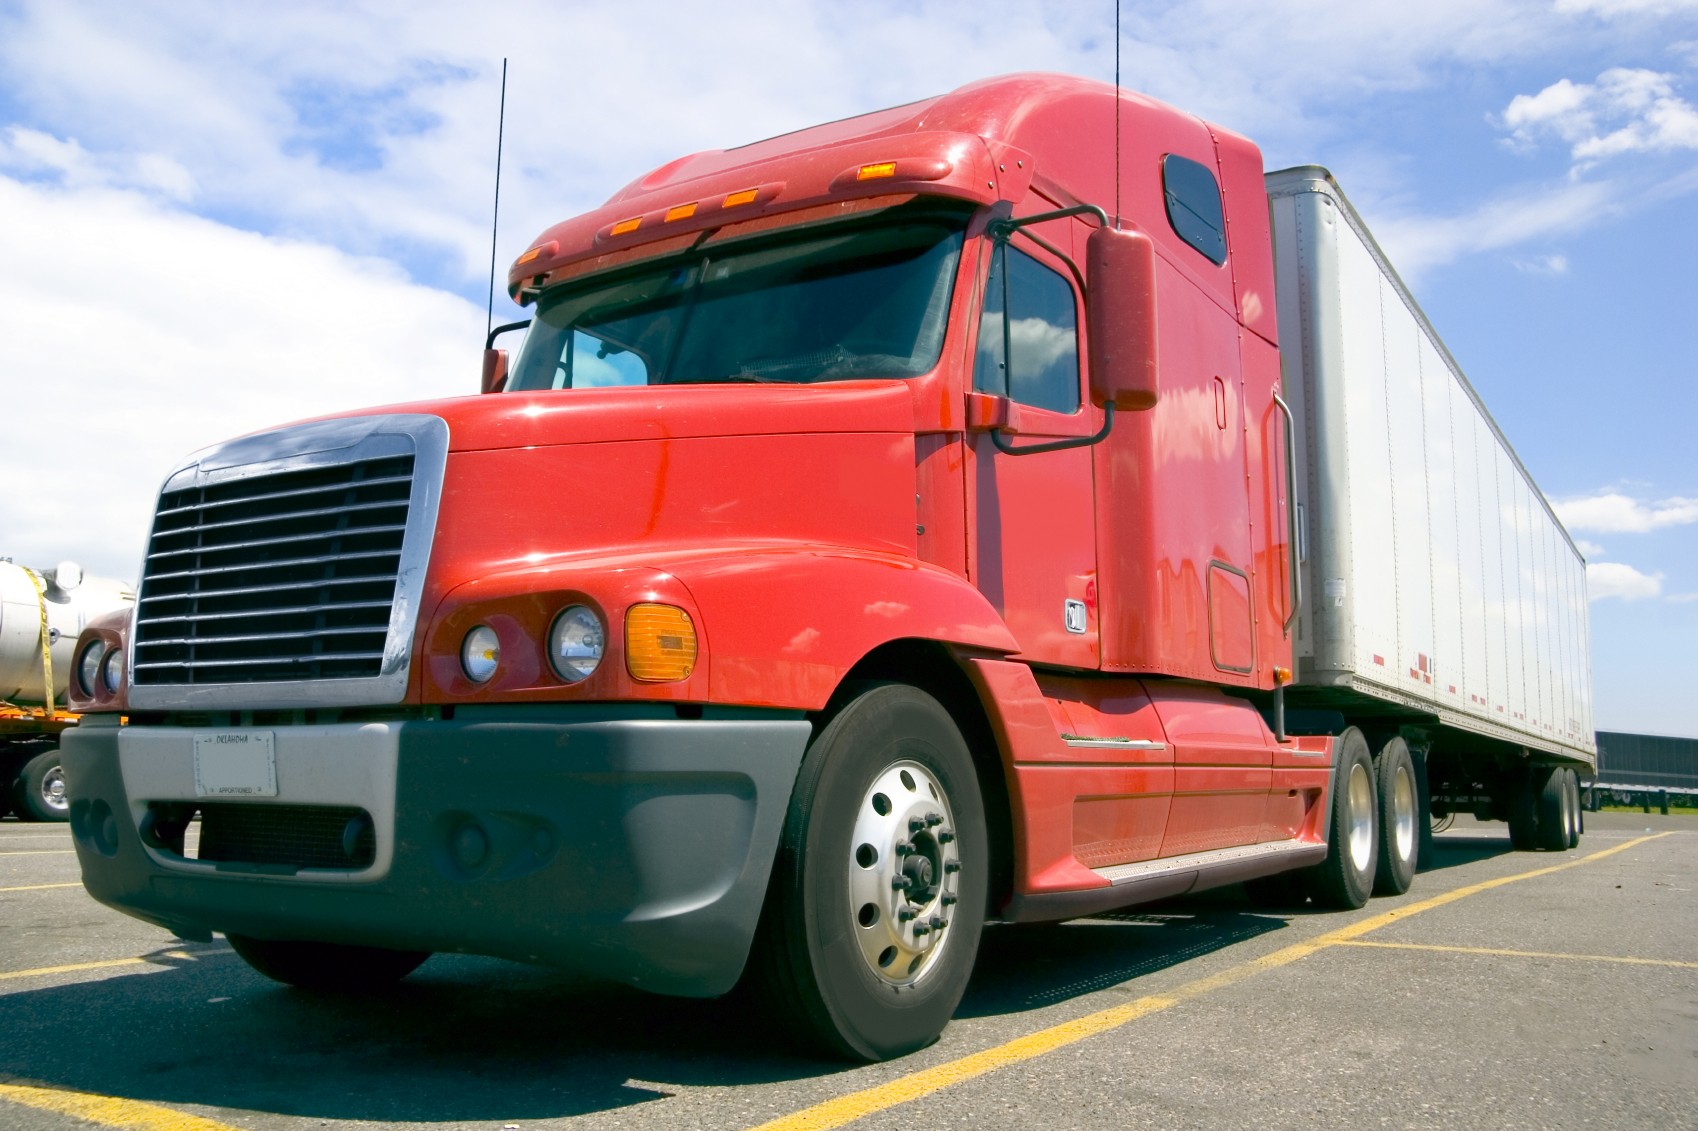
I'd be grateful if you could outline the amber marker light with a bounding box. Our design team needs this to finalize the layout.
[516,246,544,265]
[610,216,642,236]
[664,202,698,222]
[723,188,760,207]
[625,603,698,682]
[856,161,898,180]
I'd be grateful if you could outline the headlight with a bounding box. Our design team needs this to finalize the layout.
[461,625,500,682]
[101,648,124,694]
[548,605,605,682]
[78,642,105,696]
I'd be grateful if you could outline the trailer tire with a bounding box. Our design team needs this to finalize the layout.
[751,682,987,1061]
[226,935,429,991]
[1535,767,1569,852]
[1305,728,1377,910]
[1412,745,1435,871]
[1562,769,1581,849]
[1372,738,1418,896]
[1508,773,1539,851]
[12,749,71,822]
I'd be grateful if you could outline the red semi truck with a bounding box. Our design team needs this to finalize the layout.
[64,74,1593,1060]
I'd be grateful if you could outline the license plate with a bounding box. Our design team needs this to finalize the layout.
[193,732,277,798]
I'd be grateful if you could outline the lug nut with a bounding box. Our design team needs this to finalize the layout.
[941,893,958,907]
[898,908,917,922]
[930,916,947,930]
[892,875,911,890]
[944,861,961,874]
[909,816,927,834]
[894,841,915,856]
[937,829,955,844]
[913,924,931,937]
[926,812,943,827]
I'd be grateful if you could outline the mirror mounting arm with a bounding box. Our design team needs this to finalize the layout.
[990,402,1115,457]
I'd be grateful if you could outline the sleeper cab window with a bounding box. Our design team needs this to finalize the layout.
[1162,153,1227,265]
[973,242,1081,415]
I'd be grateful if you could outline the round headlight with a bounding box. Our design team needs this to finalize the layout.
[548,605,605,682]
[461,625,500,683]
[101,648,124,694]
[78,642,105,696]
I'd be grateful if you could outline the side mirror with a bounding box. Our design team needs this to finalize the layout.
[481,348,508,395]
[1085,226,1159,411]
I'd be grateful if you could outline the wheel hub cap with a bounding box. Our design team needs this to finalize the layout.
[849,760,961,988]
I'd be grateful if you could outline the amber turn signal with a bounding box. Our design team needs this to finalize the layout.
[625,603,698,682]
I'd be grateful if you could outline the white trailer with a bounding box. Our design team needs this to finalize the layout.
[1268,166,1592,851]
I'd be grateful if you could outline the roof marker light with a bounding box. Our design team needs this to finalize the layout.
[610,216,642,236]
[516,246,544,265]
[723,188,760,207]
[664,202,698,222]
[857,162,898,180]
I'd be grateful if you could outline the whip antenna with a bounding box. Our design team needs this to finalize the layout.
[485,57,509,340]
[1114,0,1121,228]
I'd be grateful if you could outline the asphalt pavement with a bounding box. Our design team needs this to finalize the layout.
[1,811,1692,1131]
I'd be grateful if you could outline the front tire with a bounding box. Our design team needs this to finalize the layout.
[227,935,430,991]
[751,683,988,1061]
[1536,767,1570,852]
[1306,728,1378,910]
[13,749,71,822]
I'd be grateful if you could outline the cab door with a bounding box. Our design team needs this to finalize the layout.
[966,221,1101,669]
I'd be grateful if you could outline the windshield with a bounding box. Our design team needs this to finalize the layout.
[508,211,967,390]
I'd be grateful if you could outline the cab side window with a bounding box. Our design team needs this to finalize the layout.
[1162,153,1227,265]
[974,243,1080,415]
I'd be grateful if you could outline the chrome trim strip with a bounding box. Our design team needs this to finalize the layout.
[128,413,448,711]
[1060,734,1167,751]
[1094,837,1316,886]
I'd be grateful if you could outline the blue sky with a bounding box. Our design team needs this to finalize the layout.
[1,0,1695,736]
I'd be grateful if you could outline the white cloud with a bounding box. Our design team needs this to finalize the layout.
[1668,592,1698,603]
[1512,253,1570,274]
[1502,68,1698,168]
[0,126,196,200]
[1588,561,1664,600]
[1552,491,1698,533]
[0,173,481,582]
[1556,0,1698,15]
[1574,539,1605,558]
[1369,179,1612,279]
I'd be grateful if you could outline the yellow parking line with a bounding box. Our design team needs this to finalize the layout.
[1338,939,1698,969]
[0,957,147,981]
[0,949,232,983]
[0,882,82,893]
[749,832,1672,1131]
[0,1080,243,1131]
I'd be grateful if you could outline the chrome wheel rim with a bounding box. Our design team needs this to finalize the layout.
[1346,761,1374,873]
[848,759,962,988]
[1391,762,1416,863]
[40,765,69,814]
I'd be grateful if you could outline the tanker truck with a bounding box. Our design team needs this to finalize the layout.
[0,560,135,820]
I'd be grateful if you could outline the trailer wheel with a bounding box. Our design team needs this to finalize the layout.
[751,682,987,1061]
[12,749,71,822]
[1372,738,1418,896]
[1535,767,1570,852]
[1305,728,1377,910]
[226,935,429,991]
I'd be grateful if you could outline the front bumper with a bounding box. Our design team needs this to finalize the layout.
[62,705,809,997]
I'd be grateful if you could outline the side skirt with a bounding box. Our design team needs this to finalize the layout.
[1003,838,1328,923]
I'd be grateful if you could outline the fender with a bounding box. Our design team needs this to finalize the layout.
[416,544,1017,711]
[663,545,1019,709]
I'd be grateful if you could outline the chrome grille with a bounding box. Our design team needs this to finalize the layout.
[134,455,412,684]
[126,414,447,710]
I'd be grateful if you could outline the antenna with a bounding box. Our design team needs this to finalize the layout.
[1114,0,1122,228]
[485,57,509,341]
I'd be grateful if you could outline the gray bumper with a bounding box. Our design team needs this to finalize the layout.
[62,705,809,997]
